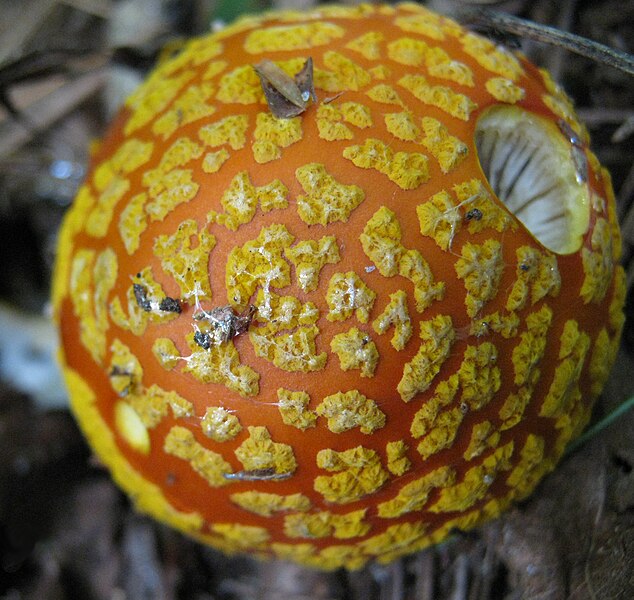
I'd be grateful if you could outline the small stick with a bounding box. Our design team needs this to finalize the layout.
[458,8,634,77]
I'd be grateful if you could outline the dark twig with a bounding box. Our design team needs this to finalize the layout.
[458,9,634,77]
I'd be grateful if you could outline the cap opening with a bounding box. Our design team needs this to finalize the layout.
[474,106,590,254]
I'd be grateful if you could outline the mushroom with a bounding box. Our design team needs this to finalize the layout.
[52,3,625,570]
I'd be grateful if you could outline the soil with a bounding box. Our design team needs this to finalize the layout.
[0,1,633,598]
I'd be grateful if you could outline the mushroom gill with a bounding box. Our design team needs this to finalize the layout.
[475,106,590,254]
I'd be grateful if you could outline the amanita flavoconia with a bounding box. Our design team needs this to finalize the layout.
[53,3,625,569]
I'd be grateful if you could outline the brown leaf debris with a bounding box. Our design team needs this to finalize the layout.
[254,58,316,118]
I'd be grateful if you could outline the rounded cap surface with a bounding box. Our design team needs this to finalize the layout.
[53,2,625,569]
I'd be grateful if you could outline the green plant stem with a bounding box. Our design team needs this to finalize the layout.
[213,0,270,24]
[565,395,634,456]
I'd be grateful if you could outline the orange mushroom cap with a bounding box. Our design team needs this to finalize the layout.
[52,3,625,569]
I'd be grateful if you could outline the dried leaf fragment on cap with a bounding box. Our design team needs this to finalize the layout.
[254,58,316,118]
